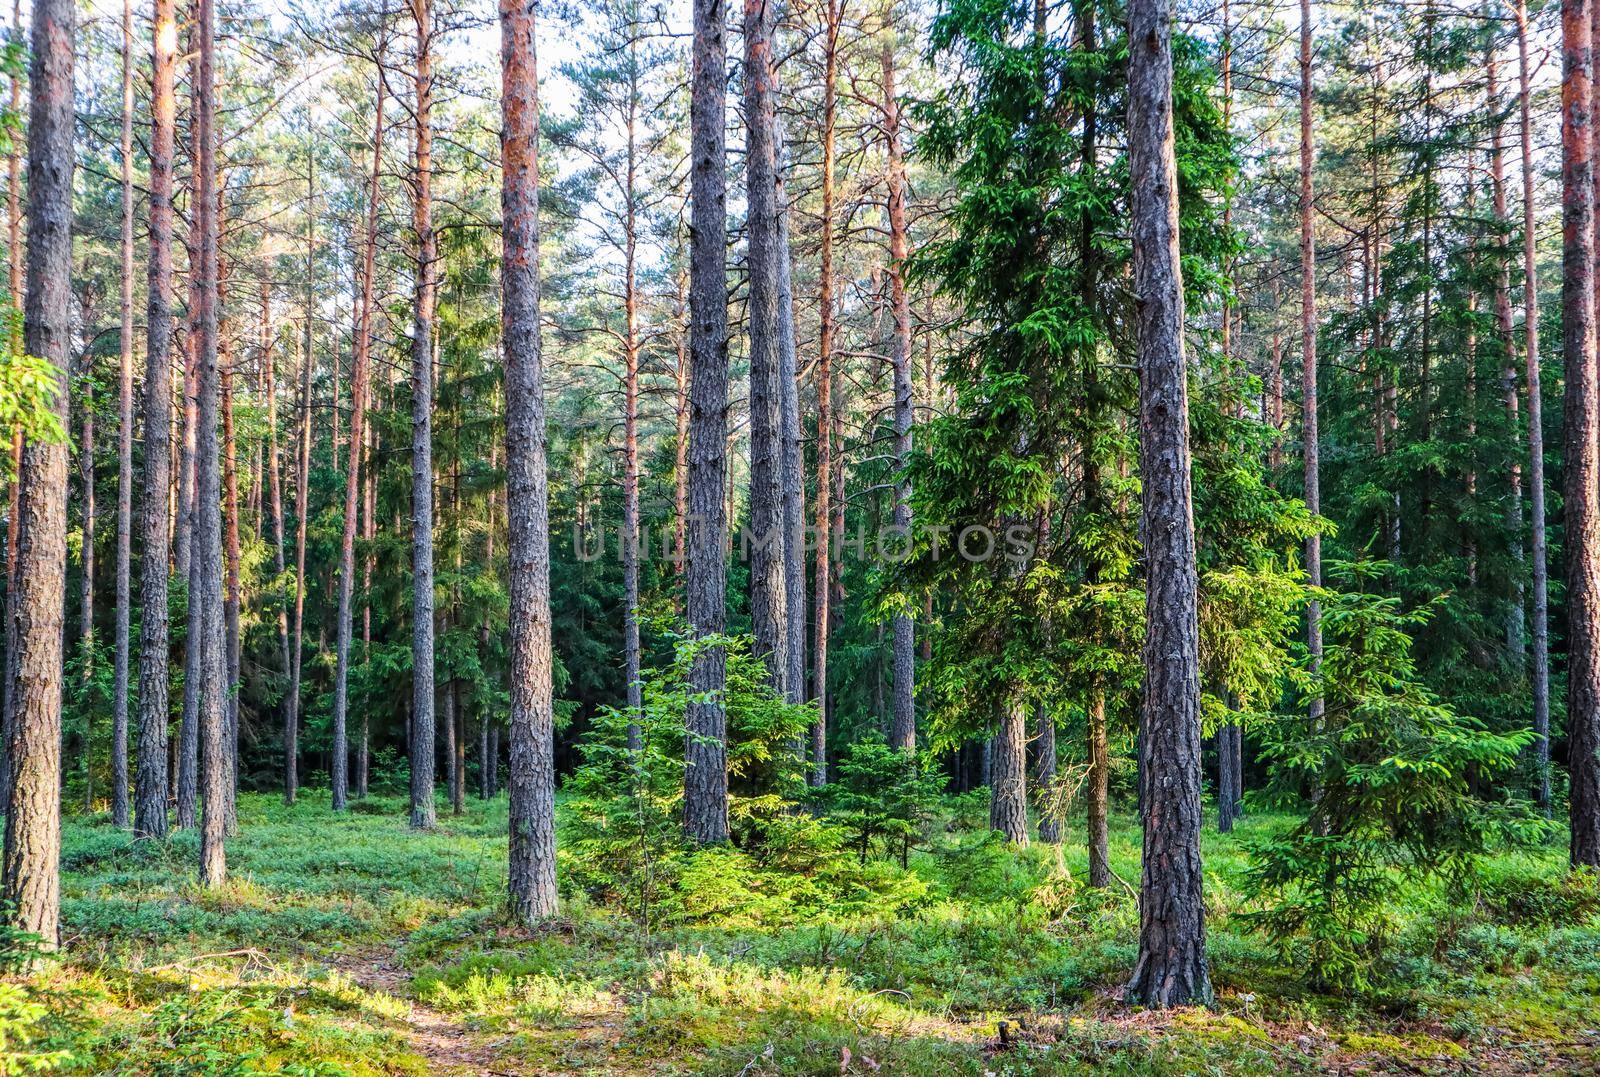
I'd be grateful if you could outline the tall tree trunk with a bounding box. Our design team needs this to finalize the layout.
[0,10,18,813]
[1125,0,1211,1008]
[332,47,386,813]
[175,109,202,830]
[1299,0,1322,729]
[135,0,178,839]
[359,418,374,798]
[743,0,788,697]
[287,300,312,806]
[1518,0,1552,814]
[685,0,731,845]
[193,0,227,888]
[221,326,240,836]
[811,0,839,787]
[621,43,643,748]
[1568,0,1600,868]
[775,133,806,710]
[1488,51,1526,660]
[989,701,1027,843]
[112,0,134,829]
[673,265,689,581]
[502,0,558,919]
[77,306,95,812]
[2,0,71,945]
[883,39,916,754]
[409,0,438,831]
[260,289,291,804]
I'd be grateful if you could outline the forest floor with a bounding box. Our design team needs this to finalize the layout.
[15,791,1600,1074]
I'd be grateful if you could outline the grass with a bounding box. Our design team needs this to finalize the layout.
[10,790,1598,1074]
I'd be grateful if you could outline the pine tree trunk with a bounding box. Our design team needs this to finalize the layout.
[989,701,1028,843]
[1518,0,1552,815]
[501,0,558,919]
[2,0,71,945]
[221,301,241,837]
[1566,0,1600,867]
[883,40,916,755]
[775,131,806,710]
[332,54,385,813]
[193,0,227,888]
[684,0,731,845]
[1035,705,1059,844]
[1299,0,1322,729]
[409,0,438,832]
[0,0,22,813]
[622,47,643,747]
[1488,53,1526,661]
[77,309,95,812]
[287,294,312,806]
[810,0,838,789]
[135,0,178,839]
[1087,691,1110,886]
[174,106,203,831]
[1125,0,1211,1007]
[111,0,134,828]
[743,0,788,698]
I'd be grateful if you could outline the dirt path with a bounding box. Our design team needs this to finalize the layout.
[324,946,508,1076]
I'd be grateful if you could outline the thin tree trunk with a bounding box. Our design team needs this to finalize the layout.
[1125,0,1211,1007]
[332,48,386,813]
[135,0,178,839]
[775,131,805,711]
[1299,0,1322,729]
[621,43,643,747]
[287,300,312,806]
[685,0,731,845]
[77,307,95,812]
[811,0,839,788]
[1087,692,1110,885]
[2,0,71,945]
[174,97,202,830]
[193,0,227,887]
[743,0,788,697]
[112,0,134,829]
[1488,51,1526,660]
[883,39,916,754]
[502,0,558,918]
[409,0,438,831]
[220,267,240,837]
[1518,0,1552,814]
[1567,0,1600,868]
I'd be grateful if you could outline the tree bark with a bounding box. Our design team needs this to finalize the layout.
[621,39,643,747]
[193,0,228,887]
[1125,0,1211,1007]
[502,0,558,919]
[743,0,788,698]
[685,0,730,845]
[135,0,177,839]
[287,296,312,806]
[112,0,135,829]
[1567,0,1600,867]
[1035,705,1059,844]
[77,303,95,812]
[332,47,386,813]
[1087,692,1110,886]
[989,701,1027,843]
[1518,0,1552,815]
[0,0,21,813]
[810,0,839,788]
[2,0,71,946]
[1299,0,1322,729]
[409,0,438,831]
[883,39,915,754]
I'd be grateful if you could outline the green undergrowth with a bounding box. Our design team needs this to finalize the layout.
[4,792,1593,1074]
